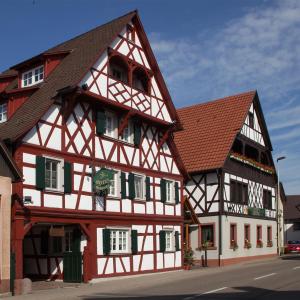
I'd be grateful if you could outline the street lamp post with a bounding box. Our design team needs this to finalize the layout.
[276,156,286,256]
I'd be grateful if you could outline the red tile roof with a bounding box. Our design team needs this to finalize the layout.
[174,91,256,174]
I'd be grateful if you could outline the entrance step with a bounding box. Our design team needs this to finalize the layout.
[31,280,82,291]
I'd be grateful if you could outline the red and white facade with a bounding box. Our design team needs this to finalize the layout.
[1,12,184,287]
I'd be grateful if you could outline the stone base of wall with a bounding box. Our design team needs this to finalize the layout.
[0,279,10,294]
[194,253,278,267]
[14,278,32,296]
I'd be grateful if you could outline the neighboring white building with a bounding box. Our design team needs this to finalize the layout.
[175,91,277,266]
[284,195,300,243]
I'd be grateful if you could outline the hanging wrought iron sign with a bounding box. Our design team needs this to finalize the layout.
[93,168,114,196]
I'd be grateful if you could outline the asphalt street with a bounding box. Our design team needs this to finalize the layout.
[14,255,300,300]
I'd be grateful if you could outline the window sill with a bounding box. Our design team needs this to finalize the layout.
[107,252,132,256]
[44,189,64,195]
[100,134,136,147]
[165,202,177,206]
[196,246,217,251]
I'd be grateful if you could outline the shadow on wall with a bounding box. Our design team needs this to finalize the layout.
[79,286,300,300]
[285,225,300,242]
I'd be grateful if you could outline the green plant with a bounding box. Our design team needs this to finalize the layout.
[184,247,194,266]
[231,240,238,251]
[245,239,252,249]
[257,239,263,248]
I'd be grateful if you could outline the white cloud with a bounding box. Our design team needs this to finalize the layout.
[150,0,300,194]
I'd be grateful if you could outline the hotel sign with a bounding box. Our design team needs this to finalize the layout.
[93,168,114,196]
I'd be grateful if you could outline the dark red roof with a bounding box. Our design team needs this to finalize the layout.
[174,91,256,173]
[0,11,136,141]
[285,195,300,221]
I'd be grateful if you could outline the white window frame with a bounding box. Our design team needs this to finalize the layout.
[22,65,44,87]
[121,120,134,144]
[44,156,64,192]
[0,103,7,123]
[134,173,146,200]
[165,179,175,204]
[107,169,120,198]
[109,228,130,254]
[165,229,175,252]
[104,111,118,139]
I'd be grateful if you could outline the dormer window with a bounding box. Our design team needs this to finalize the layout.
[248,112,254,129]
[0,103,7,123]
[22,65,44,87]
[109,56,128,84]
[132,68,149,93]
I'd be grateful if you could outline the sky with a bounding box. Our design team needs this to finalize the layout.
[0,0,299,194]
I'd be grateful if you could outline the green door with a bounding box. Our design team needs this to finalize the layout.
[10,252,15,295]
[63,228,82,283]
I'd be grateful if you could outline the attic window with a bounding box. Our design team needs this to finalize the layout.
[132,67,149,93]
[248,112,254,129]
[126,25,135,42]
[0,103,7,123]
[22,65,44,87]
[109,56,128,83]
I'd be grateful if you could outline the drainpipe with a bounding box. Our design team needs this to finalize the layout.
[218,169,223,266]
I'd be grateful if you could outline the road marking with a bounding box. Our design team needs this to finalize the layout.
[183,287,228,300]
[202,287,228,295]
[254,273,276,280]
[293,266,300,270]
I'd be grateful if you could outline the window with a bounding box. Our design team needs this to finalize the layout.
[166,180,175,203]
[132,68,149,93]
[244,224,251,248]
[134,174,145,200]
[267,226,272,242]
[165,230,174,252]
[110,229,129,253]
[248,112,254,129]
[45,158,62,190]
[126,24,135,42]
[0,103,7,123]
[263,189,272,210]
[245,144,259,161]
[22,65,44,87]
[232,139,243,155]
[109,56,128,83]
[108,170,119,197]
[121,120,133,143]
[65,231,73,252]
[104,112,117,139]
[230,224,237,247]
[201,225,214,247]
[230,180,248,205]
[256,225,263,247]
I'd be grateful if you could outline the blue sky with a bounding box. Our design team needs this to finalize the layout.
[1,0,299,194]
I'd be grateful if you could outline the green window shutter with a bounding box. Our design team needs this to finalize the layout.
[133,122,142,146]
[160,179,166,203]
[131,230,138,254]
[159,230,166,252]
[120,172,127,199]
[96,110,106,135]
[36,156,45,190]
[174,182,180,204]
[72,228,81,253]
[145,177,151,201]
[64,161,72,194]
[103,228,111,255]
[175,231,180,251]
[128,173,135,200]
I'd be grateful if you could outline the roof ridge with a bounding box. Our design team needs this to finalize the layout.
[177,90,256,112]
[45,10,137,53]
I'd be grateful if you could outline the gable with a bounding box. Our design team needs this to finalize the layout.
[79,20,173,123]
[240,102,266,147]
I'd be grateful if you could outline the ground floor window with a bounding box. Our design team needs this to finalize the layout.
[267,226,272,247]
[257,225,263,247]
[201,225,214,247]
[110,229,129,253]
[230,223,237,249]
[244,224,251,248]
[165,230,174,252]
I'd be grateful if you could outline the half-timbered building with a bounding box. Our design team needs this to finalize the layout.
[0,11,185,289]
[175,91,277,266]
